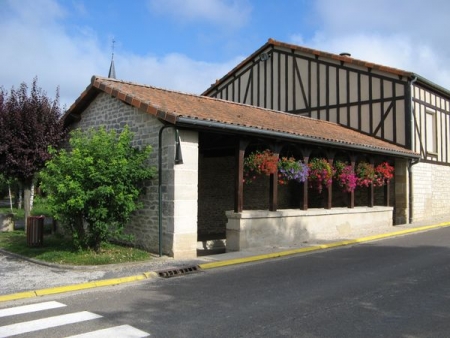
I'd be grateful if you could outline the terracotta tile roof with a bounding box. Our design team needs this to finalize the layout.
[64,76,419,159]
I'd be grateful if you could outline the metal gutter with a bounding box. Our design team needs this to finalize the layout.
[176,117,420,159]
[413,73,450,98]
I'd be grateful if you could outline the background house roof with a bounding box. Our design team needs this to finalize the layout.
[64,76,419,159]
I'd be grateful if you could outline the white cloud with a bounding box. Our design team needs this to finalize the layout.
[0,0,108,108]
[147,0,251,30]
[5,0,450,115]
[0,0,243,109]
[293,0,450,90]
[115,52,244,94]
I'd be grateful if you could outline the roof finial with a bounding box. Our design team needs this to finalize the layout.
[108,38,116,79]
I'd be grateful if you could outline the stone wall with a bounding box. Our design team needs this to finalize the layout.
[412,162,450,221]
[71,93,166,254]
[163,130,198,258]
[226,207,394,251]
[197,155,300,239]
[198,155,234,239]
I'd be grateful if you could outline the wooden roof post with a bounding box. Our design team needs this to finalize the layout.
[349,153,357,208]
[369,158,375,207]
[384,161,392,206]
[384,180,390,206]
[235,138,249,212]
[269,144,282,212]
[326,151,336,210]
[300,147,312,210]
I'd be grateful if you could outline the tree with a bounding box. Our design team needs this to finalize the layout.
[40,126,156,252]
[0,78,65,224]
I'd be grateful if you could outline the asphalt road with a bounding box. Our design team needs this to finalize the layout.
[2,227,450,337]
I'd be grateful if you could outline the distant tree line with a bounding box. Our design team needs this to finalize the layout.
[0,77,65,222]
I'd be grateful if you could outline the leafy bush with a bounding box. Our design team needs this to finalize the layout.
[40,126,156,252]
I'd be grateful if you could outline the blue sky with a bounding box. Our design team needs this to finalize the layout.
[2,0,450,108]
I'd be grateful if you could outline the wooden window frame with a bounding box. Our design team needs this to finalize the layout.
[425,108,438,157]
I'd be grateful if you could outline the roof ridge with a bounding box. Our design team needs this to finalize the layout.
[93,75,200,96]
[93,75,382,131]
[267,38,413,76]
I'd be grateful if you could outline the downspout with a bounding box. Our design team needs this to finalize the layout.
[408,76,419,223]
[158,125,183,257]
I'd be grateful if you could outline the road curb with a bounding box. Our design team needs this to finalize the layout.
[2,222,450,303]
[198,222,450,270]
[0,272,159,303]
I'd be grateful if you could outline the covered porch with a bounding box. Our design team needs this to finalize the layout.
[196,128,414,253]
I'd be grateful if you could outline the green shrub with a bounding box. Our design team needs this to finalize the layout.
[40,126,156,252]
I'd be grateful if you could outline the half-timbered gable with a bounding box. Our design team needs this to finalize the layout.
[203,38,412,150]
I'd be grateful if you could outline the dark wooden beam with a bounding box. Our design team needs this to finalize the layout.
[300,147,312,210]
[349,153,357,208]
[234,138,249,212]
[269,173,278,211]
[384,181,390,206]
[325,151,336,210]
[368,158,375,207]
[326,158,334,209]
[269,144,282,212]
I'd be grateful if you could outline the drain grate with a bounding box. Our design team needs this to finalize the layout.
[157,265,201,278]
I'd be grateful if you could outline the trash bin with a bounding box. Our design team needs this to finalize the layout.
[27,216,44,247]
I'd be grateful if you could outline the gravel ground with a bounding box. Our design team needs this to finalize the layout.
[0,250,204,295]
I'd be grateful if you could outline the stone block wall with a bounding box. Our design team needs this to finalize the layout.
[163,130,198,258]
[197,155,299,239]
[226,207,394,251]
[198,155,234,239]
[411,161,450,221]
[70,93,168,254]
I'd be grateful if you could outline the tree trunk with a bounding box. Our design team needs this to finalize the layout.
[23,182,32,231]
[8,185,13,213]
[17,186,22,209]
[30,183,35,211]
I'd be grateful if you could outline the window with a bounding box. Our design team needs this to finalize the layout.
[425,109,437,156]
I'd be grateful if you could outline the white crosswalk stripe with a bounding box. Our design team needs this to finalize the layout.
[0,311,101,337]
[0,301,66,318]
[66,324,150,337]
[0,301,150,337]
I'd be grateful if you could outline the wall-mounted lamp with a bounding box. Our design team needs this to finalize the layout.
[175,129,183,164]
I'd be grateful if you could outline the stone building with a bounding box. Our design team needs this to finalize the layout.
[63,73,418,258]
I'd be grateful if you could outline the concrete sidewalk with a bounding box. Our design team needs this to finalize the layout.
[2,218,450,303]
